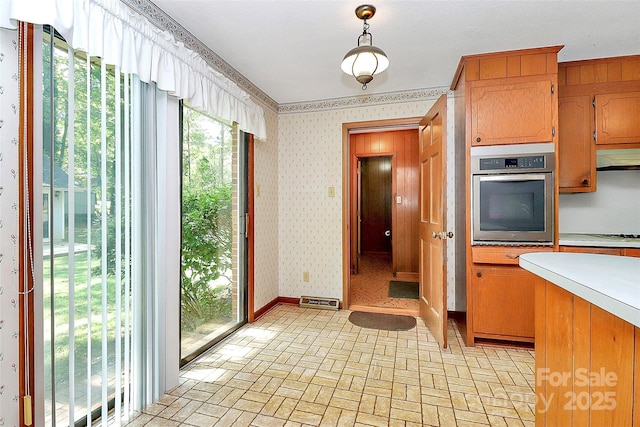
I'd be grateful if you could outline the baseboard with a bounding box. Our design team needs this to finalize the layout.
[394,272,419,281]
[254,296,346,321]
[253,296,299,321]
[277,296,300,305]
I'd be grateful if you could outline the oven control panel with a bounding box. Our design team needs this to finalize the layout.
[479,155,546,171]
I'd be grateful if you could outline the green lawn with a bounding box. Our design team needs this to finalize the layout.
[43,250,122,402]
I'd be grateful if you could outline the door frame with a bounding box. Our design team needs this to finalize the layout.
[341,118,421,309]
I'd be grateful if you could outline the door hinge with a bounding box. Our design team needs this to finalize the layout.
[245,213,249,238]
[592,97,596,107]
[593,131,597,141]
[552,127,556,137]
[551,84,555,94]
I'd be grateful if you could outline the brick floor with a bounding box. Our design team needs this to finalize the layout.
[124,305,535,426]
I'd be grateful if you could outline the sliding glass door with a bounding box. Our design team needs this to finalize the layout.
[41,27,182,426]
[180,105,248,363]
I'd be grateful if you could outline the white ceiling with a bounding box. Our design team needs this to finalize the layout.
[151,1,640,105]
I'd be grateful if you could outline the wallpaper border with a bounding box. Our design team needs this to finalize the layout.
[121,0,280,112]
[278,87,449,114]
[120,1,449,115]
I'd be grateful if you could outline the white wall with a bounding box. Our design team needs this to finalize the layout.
[0,27,20,427]
[559,170,640,234]
[277,99,438,301]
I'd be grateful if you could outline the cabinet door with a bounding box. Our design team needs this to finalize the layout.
[558,96,596,192]
[471,265,537,339]
[559,246,622,256]
[595,91,640,145]
[623,248,640,257]
[470,79,554,146]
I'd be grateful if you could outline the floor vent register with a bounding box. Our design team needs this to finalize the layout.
[299,296,339,310]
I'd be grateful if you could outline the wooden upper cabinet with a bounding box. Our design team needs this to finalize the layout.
[595,91,640,145]
[451,46,561,148]
[558,95,596,192]
[470,79,555,146]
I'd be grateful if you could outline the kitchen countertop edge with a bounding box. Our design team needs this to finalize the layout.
[519,252,640,328]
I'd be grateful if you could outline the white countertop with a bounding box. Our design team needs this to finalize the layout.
[559,233,640,248]
[519,252,640,327]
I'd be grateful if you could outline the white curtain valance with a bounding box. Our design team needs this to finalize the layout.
[0,0,267,140]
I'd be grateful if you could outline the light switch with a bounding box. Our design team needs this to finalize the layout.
[303,271,310,282]
[396,196,402,204]
[328,186,335,198]
[256,184,261,197]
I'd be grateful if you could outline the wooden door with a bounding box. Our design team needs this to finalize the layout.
[419,94,448,348]
[354,158,362,274]
[360,156,392,254]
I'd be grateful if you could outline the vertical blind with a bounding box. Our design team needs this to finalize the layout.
[42,29,178,426]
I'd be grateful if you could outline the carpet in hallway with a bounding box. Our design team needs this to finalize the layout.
[388,280,419,299]
[348,311,417,331]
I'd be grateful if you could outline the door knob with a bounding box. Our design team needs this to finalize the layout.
[432,231,454,239]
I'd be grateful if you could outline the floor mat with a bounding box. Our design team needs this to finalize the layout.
[388,280,419,299]
[348,311,417,331]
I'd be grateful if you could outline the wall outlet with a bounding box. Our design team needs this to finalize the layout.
[303,271,310,282]
[328,186,335,198]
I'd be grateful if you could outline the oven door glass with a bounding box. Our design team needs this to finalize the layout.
[473,173,553,243]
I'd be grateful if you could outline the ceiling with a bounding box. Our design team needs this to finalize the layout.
[150,1,640,105]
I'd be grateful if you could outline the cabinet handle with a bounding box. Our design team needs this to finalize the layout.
[582,179,589,185]
[476,271,482,278]
[476,137,481,143]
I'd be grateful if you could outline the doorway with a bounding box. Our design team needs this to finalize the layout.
[359,156,392,257]
[343,120,421,315]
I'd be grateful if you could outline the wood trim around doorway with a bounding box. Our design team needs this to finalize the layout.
[341,117,422,309]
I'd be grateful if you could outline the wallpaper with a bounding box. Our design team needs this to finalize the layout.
[252,104,280,311]
[276,99,460,305]
[0,27,20,427]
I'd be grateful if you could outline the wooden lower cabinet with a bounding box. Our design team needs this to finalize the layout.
[623,248,640,257]
[560,246,623,256]
[536,280,638,426]
[469,265,538,344]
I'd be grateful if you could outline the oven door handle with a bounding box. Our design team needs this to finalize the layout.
[476,173,549,182]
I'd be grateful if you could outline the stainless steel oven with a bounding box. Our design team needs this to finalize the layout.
[471,143,554,245]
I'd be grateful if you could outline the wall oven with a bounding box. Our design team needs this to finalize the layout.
[471,143,555,246]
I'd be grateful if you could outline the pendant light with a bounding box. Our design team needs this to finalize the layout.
[341,4,389,90]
